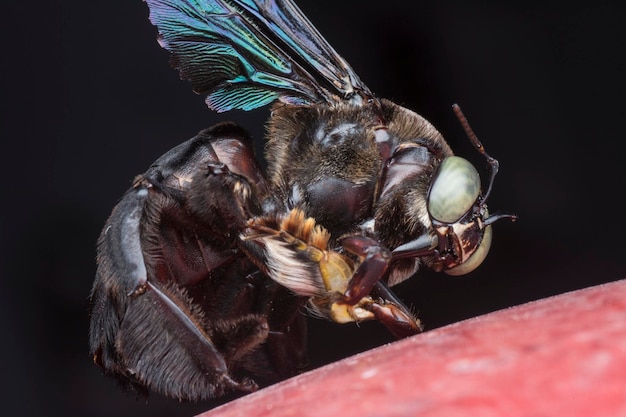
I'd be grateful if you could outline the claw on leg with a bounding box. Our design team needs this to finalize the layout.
[365,301,422,338]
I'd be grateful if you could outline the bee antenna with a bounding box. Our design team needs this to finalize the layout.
[452,104,499,203]
[483,212,518,226]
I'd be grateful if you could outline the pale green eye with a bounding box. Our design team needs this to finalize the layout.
[445,225,492,276]
[428,156,481,223]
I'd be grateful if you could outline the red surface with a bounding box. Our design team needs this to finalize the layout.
[198,279,626,417]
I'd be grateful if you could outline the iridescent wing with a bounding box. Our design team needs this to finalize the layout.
[145,0,373,112]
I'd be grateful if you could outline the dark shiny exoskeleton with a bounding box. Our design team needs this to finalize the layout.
[90,123,309,400]
[89,0,514,402]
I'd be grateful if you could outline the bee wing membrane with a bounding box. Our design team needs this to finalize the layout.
[146,0,372,112]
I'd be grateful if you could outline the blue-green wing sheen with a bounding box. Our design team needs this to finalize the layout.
[146,0,373,112]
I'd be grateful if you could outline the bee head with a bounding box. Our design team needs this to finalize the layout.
[425,106,516,275]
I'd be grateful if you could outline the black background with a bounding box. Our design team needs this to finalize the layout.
[3,0,626,416]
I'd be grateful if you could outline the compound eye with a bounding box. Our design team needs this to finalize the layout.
[428,156,481,223]
[445,225,492,276]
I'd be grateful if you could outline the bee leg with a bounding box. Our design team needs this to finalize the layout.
[339,236,392,304]
[336,236,422,338]
[366,282,423,338]
[212,268,308,381]
[365,301,422,338]
[210,314,270,364]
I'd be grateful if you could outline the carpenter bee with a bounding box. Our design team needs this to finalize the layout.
[89,0,515,402]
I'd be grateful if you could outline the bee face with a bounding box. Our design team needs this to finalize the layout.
[428,155,491,274]
[89,0,515,402]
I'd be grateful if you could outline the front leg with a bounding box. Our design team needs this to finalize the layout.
[331,235,422,338]
[243,210,422,338]
[368,281,424,338]
[339,236,392,304]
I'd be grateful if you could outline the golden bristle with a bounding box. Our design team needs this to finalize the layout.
[276,209,331,250]
[301,217,316,241]
[246,208,332,251]
[280,208,305,235]
[309,225,331,250]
